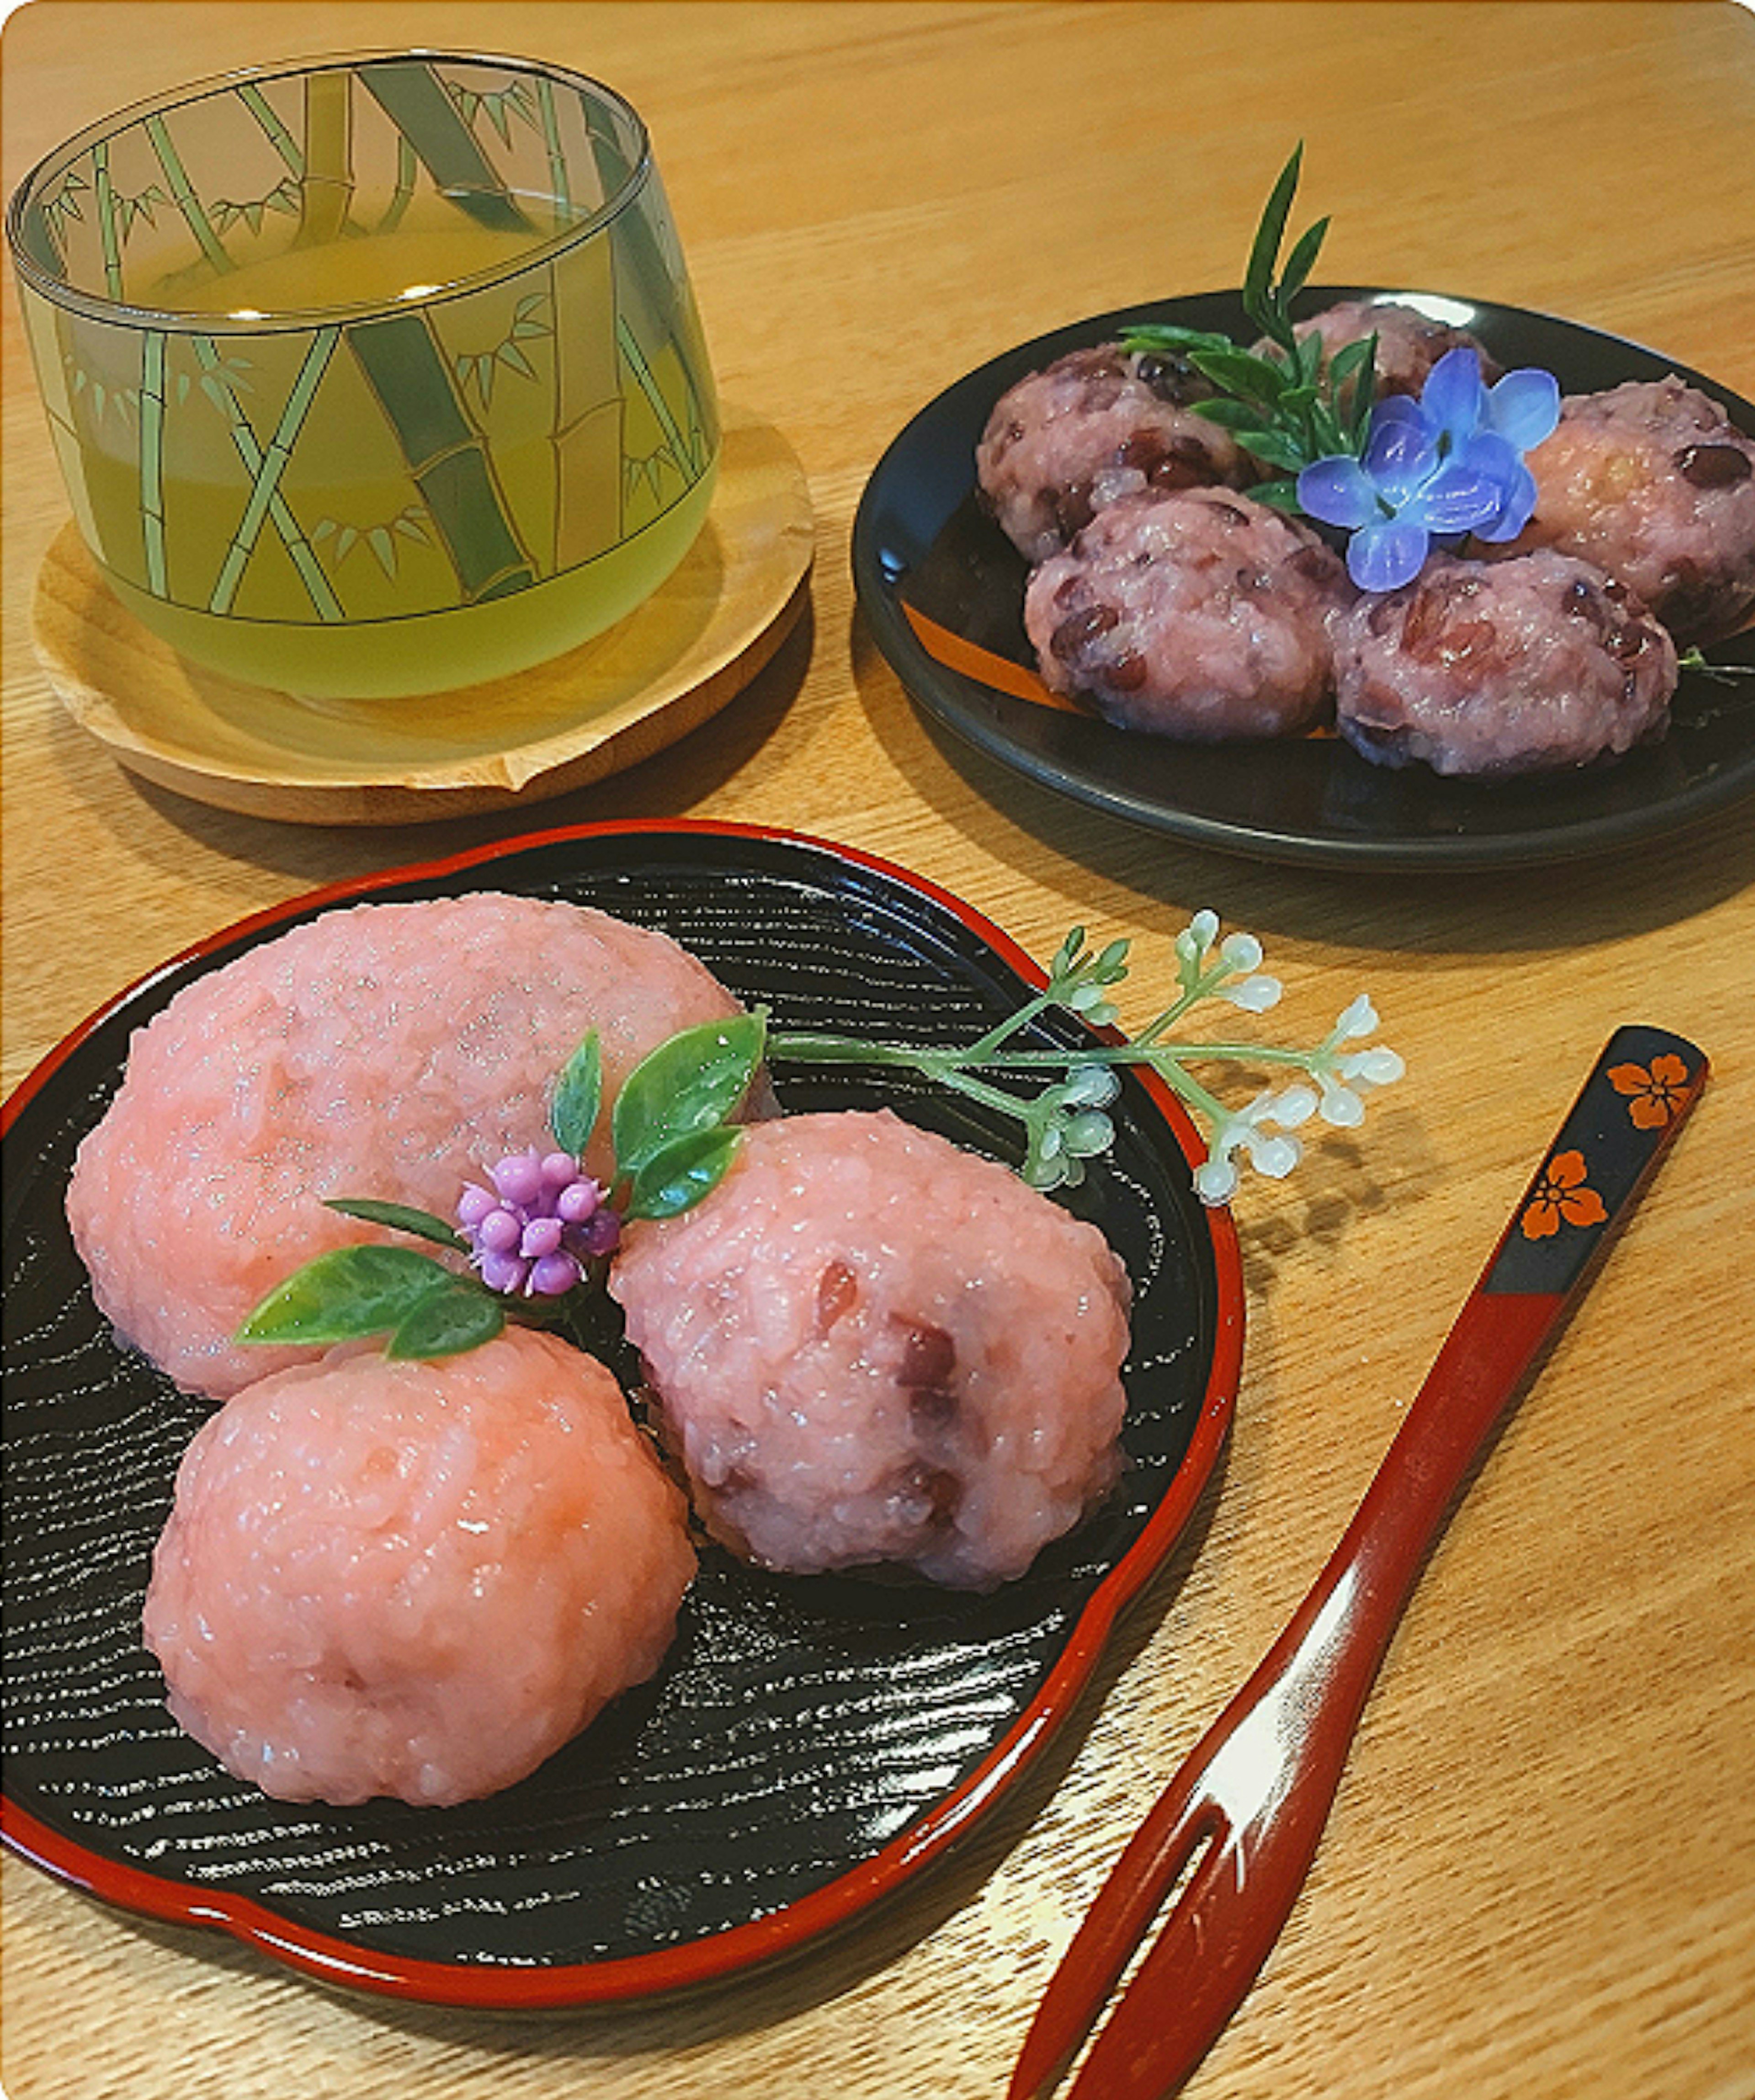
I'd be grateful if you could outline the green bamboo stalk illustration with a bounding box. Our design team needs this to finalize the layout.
[379,136,418,233]
[208,325,339,613]
[535,75,574,228]
[356,61,534,235]
[237,83,306,176]
[144,112,233,275]
[346,310,536,600]
[92,141,124,299]
[192,336,344,619]
[139,331,169,596]
[548,245,622,568]
[582,106,712,470]
[616,315,691,474]
[296,70,353,248]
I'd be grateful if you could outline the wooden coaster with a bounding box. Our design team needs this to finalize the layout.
[30,402,812,826]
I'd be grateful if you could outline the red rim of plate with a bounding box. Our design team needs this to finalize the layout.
[0,815,1244,2008]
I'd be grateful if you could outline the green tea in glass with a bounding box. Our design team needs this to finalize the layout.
[7,52,719,698]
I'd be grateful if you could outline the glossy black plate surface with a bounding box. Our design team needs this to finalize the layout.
[852,288,1755,870]
[1,822,1239,2004]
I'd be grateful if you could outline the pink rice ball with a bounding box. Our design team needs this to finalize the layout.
[1495,376,1755,642]
[142,1327,695,1807]
[977,342,1250,563]
[1332,549,1676,775]
[67,894,743,1400]
[609,1110,1133,1591]
[1024,488,1352,738]
[1265,298,1504,403]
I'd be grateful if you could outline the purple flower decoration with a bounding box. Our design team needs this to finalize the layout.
[458,1149,620,1297]
[1297,347,1560,591]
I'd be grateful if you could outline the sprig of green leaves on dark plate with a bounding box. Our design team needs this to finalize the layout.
[235,912,1403,1362]
[1118,141,1376,511]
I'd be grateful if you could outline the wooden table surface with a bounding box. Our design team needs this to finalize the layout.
[5,6,1753,2097]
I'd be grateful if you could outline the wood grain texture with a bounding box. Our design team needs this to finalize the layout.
[4,8,1753,2100]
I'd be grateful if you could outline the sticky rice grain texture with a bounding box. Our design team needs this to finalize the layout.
[1500,376,1755,642]
[67,894,743,1398]
[142,1328,696,1807]
[1025,489,1352,739]
[610,1111,1133,1590]
[1333,549,1676,774]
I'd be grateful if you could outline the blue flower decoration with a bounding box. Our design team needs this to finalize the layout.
[1297,347,1561,592]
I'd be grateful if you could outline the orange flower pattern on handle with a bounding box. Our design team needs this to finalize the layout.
[1520,1149,1610,1240]
[1607,1054,1691,1130]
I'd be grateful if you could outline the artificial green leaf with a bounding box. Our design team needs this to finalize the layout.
[1349,331,1380,448]
[612,1011,767,1180]
[236,1245,454,1344]
[1232,426,1309,473]
[1279,214,1330,305]
[387,1284,505,1359]
[625,1125,744,1221]
[551,1029,603,1156]
[323,1197,466,1250]
[1119,323,1237,357]
[1326,333,1374,398]
[1187,346,1286,407]
[1243,142,1303,340]
[1294,328,1327,388]
[1188,397,1278,436]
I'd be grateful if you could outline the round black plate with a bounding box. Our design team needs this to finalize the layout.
[851,288,1755,871]
[1,821,1240,2006]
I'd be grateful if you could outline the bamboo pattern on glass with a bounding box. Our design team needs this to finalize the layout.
[379,139,419,234]
[236,83,304,176]
[297,69,355,249]
[208,325,340,612]
[16,58,721,627]
[192,336,344,619]
[138,331,169,595]
[346,311,536,601]
[582,105,713,471]
[144,112,232,275]
[548,243,622,567]
[535,76,574,228]
[91,142,123,299]
[356,61,534,235]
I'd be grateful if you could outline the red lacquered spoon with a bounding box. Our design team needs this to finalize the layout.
[1011,1025,1707,2100]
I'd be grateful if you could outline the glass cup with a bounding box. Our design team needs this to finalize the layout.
[7,51,720,698]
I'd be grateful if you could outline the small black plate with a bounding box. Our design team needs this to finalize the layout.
[0,821,1240,2007]
[851,288,1755,871]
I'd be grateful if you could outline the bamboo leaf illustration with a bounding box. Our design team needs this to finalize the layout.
[207,325,341,613]
[367,525,395,576]
[497,340,536,381]
[617,317,691,471]
[356,61,534,235]
[118,185,170,237]
[346,309,537,601]
[335,524,358,560]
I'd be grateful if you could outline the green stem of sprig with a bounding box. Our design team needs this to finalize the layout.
[769,1032,1334,1077]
